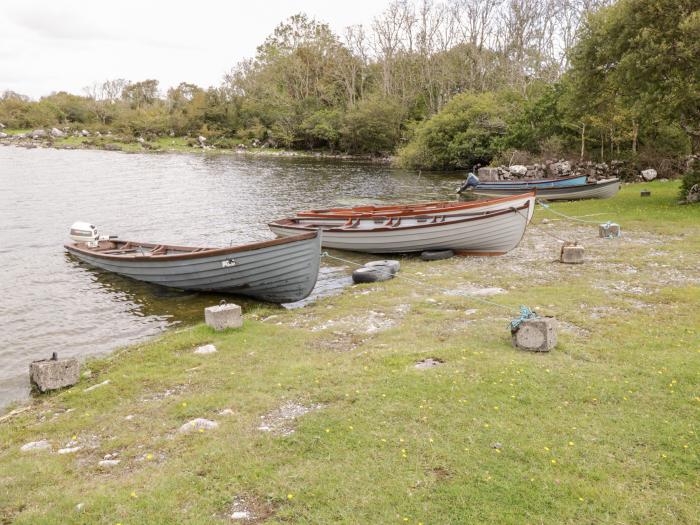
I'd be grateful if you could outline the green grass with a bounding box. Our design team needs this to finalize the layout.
[1,182,699,524]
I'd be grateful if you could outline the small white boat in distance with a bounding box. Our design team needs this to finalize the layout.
[269,198,533,255]
[474,178,621,201]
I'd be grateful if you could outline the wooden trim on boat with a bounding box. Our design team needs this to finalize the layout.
[271,201,531,233]
[64,230,320,262]
[296,192,535,218]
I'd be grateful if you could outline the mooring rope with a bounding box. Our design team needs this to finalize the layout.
[538,201,616,226]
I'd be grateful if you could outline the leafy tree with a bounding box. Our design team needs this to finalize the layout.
[341,95,405,154]
[397,91,520,170]
[568,0,700,153]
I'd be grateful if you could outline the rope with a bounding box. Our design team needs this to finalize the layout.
[538,201,615,225]
[510,305,538,333]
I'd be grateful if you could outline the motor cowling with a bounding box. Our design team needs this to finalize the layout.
[69,222,98,243]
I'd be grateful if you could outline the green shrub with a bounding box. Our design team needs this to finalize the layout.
[679,166,700,201]
[396,91,519,170]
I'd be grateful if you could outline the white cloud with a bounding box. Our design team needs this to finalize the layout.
[0,0,387,99]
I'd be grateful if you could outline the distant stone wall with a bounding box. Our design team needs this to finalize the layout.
[477,158,695,183]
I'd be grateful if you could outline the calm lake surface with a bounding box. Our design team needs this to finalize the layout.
[0,146,464,409]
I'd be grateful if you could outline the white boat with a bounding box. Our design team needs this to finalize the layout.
[269,200,532,255]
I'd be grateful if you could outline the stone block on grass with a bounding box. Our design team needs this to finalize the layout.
[29,357,79,393]
[205,303,242,331]
[512,317,558,352]
[560,244,584,264]
[599,223,621,238]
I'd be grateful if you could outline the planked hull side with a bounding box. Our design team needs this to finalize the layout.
[270,205,530,255]
[65,232,322,303]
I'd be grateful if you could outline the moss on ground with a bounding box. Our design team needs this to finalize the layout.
[0,181,698,524]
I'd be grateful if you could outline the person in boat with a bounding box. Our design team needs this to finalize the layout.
[457,164,481,194]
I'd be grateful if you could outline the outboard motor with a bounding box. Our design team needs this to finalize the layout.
[457,172,480,194]
[69,222,117,247]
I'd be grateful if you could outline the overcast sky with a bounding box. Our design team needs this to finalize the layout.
[0,0,389,100]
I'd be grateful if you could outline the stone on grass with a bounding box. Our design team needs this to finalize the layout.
[509,165,528,176]
[84,379,110,392]
[29,357,79,393]
[231,510,251,520]
[76,503,85,512]
[218,408,235,416]
[194,344,217,354]
[178,418,219,434]
[560,244,584,264]
[205,303,242,331]
[57,446,82,454]
[20,439,51,452]
[512,317,558,352]
[641,168,657,181]
[98,459,120,468]
[50,127,65,137]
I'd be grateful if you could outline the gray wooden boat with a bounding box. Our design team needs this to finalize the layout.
[473,178,620,200]
[64,225,321,303]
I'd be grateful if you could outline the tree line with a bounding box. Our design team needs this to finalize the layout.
[1,0,697,169]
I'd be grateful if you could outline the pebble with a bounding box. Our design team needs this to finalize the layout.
[84,379,110,392]
[194,344,217,354]
[218,408,235,416]
[231,511,251,520]
[178,418,219,434]
[76,503,85,512]
[124,414,135,421]
[20,439,51,452]
[57,446,82,454]
[491,442,503,449]
[98,459,120,467]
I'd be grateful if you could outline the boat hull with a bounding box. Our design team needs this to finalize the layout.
[65,232,322,303]
[474,178,620,200]
[295,194,536,226]
[270,203,531,255]
[473,175,587,189]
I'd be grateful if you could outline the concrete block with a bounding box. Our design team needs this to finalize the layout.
[560,244,584,264]
[205,303,242,331]
[512,317,557,352]
[599,223,621,238]
[29,357,79,393]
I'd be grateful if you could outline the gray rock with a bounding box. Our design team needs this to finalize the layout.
[29,357,80,393]
[641,168,657,181]
[414,358,444,369]
[231,511,251,520]
[477,167,500,182]
[137,137,145,144]
[57,446,82,454]
[512,317,558,352]
[81,129,90,137]
[50,127,65,137]
[0,132,7,139]
[178,418,219,434]
[194,344,217,354]
[197,135,207,145]
[31,129,47,139]
[0,122,5,128]
[98,459,120,467]
[95,131,101,137]
[20,439,51,452]
[84,379,110,392]
[599,223,621,238]
[205,303,242,331]
[509,165,528,177]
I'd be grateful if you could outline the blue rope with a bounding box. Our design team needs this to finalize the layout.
[510,305,538,332]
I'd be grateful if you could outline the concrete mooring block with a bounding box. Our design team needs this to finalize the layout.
[599,223,621,238]
[512,317,558,352]
[205,303,243,331]
[560,243,585,264]
[29,356,80,393]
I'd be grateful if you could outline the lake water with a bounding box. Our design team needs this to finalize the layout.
[0,146,464,409]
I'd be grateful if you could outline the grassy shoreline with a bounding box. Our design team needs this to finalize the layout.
[1,181,699,524]
[0,130,393,162]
